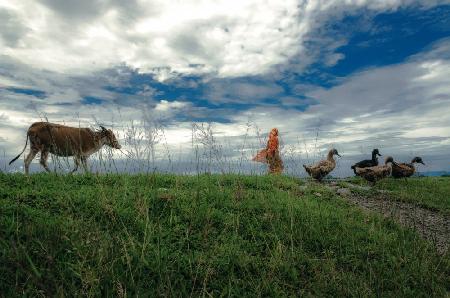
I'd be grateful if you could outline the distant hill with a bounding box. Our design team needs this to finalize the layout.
[416,171,450,177]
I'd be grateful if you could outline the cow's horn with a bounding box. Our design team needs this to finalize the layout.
[100,125,107,131]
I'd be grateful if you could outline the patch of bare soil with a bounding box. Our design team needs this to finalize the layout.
[328,182,450,255]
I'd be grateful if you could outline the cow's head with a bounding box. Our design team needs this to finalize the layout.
[100,126,121,149]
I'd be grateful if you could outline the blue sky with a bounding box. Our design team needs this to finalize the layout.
[0,0,449,174]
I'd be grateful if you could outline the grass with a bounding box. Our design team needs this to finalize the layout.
[0,173,449,296]
[344,177,450,214]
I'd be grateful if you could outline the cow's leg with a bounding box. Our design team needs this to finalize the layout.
[71,156,80,173]
[24,149,39,175]
[81,156,89,173]
[40,150,51,172]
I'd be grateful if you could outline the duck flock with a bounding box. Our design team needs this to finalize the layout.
[303,148,425,184]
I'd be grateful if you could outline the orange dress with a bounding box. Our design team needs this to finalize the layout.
[252,128,284,174]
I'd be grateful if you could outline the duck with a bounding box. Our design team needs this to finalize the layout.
[355,156,395,185]
[351,148,382,174]
[303,148,341,181]
[391,157,425,178]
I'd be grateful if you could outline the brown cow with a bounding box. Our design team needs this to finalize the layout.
[9,122,121,174]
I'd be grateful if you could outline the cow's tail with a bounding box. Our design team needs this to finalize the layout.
[9,134,29,165]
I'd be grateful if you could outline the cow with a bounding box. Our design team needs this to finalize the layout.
[9,122,121,174]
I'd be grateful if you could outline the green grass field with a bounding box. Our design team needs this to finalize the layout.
[0,173,449,296]
[344,177,450,214]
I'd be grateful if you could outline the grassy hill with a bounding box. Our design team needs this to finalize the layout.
[0,173,449,296]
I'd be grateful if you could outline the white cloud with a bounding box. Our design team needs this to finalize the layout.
[155,100,190,112]
[1,0,448,79]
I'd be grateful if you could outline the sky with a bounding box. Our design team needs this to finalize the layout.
[0,0,450,175]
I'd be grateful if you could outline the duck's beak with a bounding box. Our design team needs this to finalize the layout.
[336,153,342,157]
[378,153,382,156]
[420,161,425,165]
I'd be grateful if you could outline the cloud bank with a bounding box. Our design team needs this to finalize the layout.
[1,0,448,78]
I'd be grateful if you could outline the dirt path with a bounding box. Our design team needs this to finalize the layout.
[327,182,450,255]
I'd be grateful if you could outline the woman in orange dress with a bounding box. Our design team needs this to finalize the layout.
[252,128,284,174]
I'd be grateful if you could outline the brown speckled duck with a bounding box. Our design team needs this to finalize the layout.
[355,156,395,185]
[303,148,341,181]
[391,157,425,178]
